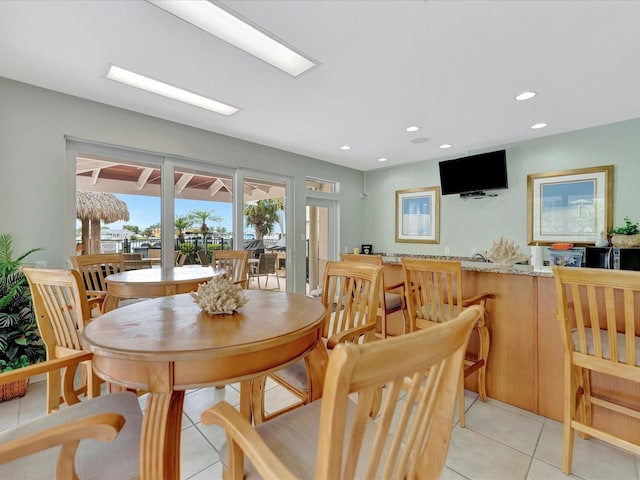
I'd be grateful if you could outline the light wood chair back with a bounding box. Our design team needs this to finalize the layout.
[340,253,408,337]
[213,250,250,288]
[252,261,383,423]
[69,253,124,314]
[553,266,640,474]
[401,257,493,427]
[21,267,101,413]
[320,261,383,345]
[203,304,482,480]
[402,257,464,329]
[0,352,142,479]
[249,252,280,290]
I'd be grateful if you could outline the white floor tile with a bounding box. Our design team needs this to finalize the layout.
[263,383,302,416]
[526,458,580,480]
[440,465,470,480]
[463,399,544,455]
[535,421,638,480]
[2,370,639,480]
[180,424,218,480]
[183,386,240,424]
[187,461,224,480]
[446,425,531,480]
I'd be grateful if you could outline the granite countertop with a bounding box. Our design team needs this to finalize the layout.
[378,254,553,277]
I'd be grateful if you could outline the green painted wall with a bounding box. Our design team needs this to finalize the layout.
[364,118,640,258]
[0,77,364,293]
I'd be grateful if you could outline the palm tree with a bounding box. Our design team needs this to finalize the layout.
[214,225,228,237]
[188,209,222,239]
[143,222,161,238]
[244,199,283,240]
[174,215,193,244]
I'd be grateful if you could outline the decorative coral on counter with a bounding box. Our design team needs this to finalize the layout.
[483,237,531,266]
[191,276,248,314]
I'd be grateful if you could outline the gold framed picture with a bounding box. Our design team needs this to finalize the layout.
[527,165,613,245]
[395,186,440,244]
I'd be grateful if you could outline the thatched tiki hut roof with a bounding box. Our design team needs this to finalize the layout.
[76,191,129,254]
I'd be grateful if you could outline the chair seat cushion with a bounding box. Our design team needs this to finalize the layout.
[572,328,640,366]
[0,392,142,479]
[384,291,403,311]
[220,399,377,479]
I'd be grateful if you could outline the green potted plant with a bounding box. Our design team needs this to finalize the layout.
[608,216,640,248]
[0,233,45,401]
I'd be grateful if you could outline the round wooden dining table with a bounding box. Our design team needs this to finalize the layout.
[102,265,226,311]
[82,290,327,480]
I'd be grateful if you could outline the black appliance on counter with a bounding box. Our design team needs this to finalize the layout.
[584,247,640,271]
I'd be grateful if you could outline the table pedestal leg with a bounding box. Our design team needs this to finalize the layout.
[305,341,329,402]
[140,391,184,480]
[140,362,184,480]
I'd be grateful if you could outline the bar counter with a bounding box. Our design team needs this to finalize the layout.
[381,255,640,445]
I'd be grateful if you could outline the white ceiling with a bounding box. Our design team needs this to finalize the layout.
[2,0,639,172]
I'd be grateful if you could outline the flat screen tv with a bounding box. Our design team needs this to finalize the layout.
[438,150,508,197]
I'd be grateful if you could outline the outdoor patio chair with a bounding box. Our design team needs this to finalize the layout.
[174,250,187,266]
[197,250,210,266]
[249,252,280,290]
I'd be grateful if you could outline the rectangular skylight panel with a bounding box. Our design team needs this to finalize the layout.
[107,65,239,116]
[149,0,317,77]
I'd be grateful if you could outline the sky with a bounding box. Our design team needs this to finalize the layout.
[86,193,234,232]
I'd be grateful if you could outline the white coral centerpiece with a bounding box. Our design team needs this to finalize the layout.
[191,276,248,315]
[484,237,531,266]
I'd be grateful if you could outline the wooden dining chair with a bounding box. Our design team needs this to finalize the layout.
[248,252,280,290]
[203,304,482,479]
[0,352,142,479]
[22,267,102,413]
[69,253,124,315]
[553,266,640,474]
[213,250,250,288]
[251,261,383,424]
[340,253,408,338]
[401,257,494,427]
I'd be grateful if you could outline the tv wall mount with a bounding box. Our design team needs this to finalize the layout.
[460,190,498,199]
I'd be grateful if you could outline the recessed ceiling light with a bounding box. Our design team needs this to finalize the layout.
[405,126,420,132]
[440,144,452,149]
[531,123,548,129]
[148,0,317,77]
[340,145,351,151]
[377,157,388,162]
[515,91,536,101]
[106,65,239,116]
[411,137,430,144]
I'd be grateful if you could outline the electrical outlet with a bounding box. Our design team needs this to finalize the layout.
[34,260,47,268]
[471,247,477,256]
[444,246,450,255]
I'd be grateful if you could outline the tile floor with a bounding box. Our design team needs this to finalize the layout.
[1,376,639,479]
